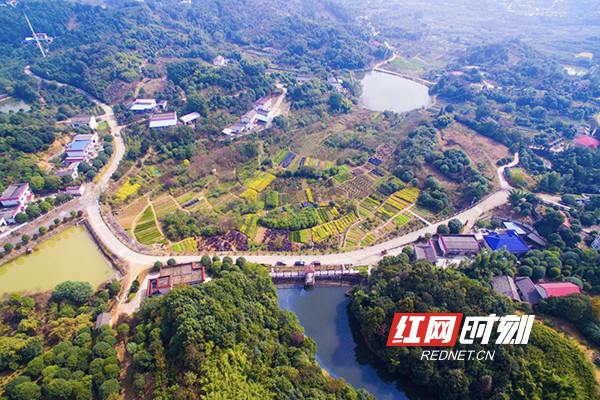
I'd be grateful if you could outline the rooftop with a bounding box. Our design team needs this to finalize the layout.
[484,230,530,254]
[94,312,112,330]
[515,277,544,304]
[73,134,96,142]
[180,112,200,123]
[537,282,581,298]
[502,222,526,235]
[439,234,480,253]
[414,241,438,263]
[67,140,91,152]
[0,183,29,201]
[573,135,599,149]
[491,275,521,301]
[71,116,94,124]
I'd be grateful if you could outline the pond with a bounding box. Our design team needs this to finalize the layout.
[0,225,115,297]
[278,286,409,400]
[0,98,31,113]
[359,70,430,113]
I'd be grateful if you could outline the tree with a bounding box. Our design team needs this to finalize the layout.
[201,255,212,267]
[25,205,41,219]
[508,189,525,207]
[518,266,533,277]
[167,258,177,265]
[29,176,45,192]
[53,281,93,304]
[437,224,450,234]
[15,213,29,224]
[117,323,130,340]
[39,201,52,213]
[38,226,48,235]
[13,381,41,400]
[532,266,546,280]
[46,378,72,399]
[448,219,463,234]
[108,280,121,297]
[21,234,30,244]
[99,379,120,399]
[4,243,13,252]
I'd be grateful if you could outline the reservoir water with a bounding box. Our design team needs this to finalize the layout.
[0,226,115,297]
[359,71,430,113]
[0,98,31,113]
[278,286,408,400]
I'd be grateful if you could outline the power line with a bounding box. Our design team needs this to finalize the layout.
[24,13,46,58]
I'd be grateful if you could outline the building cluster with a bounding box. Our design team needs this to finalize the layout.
[0,183,33,226]
[22,32,52,44]
[129,98,202,129]
[222,96,274,136]
[414,226,533,265]
[147,262,206,297]
[492,275,581,305]
[129,98,168,113]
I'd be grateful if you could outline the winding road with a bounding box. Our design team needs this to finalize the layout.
[22,66,520,318]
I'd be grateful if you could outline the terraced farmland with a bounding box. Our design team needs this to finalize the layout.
[152,194,180,218]
[115,195,149,230]
[172,237,198,252]
[116,178,141,201]
[246,173,276,192]
[134,206,163,245]
[239,214,259,239]
[311,213,356,242]
[290,229,312,244]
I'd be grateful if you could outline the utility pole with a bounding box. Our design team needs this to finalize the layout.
[24,14,46,58]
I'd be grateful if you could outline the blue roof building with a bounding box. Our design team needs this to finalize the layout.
[484,230,530,255]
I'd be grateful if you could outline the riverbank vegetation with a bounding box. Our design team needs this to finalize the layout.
[0,281,121,400]
[349,257,598,400]
[123,261,373,399]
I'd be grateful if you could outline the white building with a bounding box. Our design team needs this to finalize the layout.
[253,96,272,111]
[70,116,98,130]
[65,140,93,164]
[130,99,157,113]
[65,183,86,196]
[180,112,200,125]
[73,132,99,146]
[0,183,33,208]
[149,112,178,129]
[213,55,228,67]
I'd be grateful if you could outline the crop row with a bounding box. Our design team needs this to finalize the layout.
[240,214,259,239]
[397,187,420,203]
[240,189,258,203]
[247,173,276,192]
[395,213,411,227]
[290,229,311,244]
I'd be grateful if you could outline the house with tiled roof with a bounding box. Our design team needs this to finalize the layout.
[491,275,521,301]
[484,230,530,255]
[537,282,580,298]
[573,135,599,149]
[149,112,178,129]
[438,234,480,256]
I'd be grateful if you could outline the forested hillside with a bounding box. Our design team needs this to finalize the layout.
[349,256,598,400]
[126,261,374,399]
[0,0,380,102]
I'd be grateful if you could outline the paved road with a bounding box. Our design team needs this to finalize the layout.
[22,67,521,318]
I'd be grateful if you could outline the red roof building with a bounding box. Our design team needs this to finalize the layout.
[537,282,581,298]
[573,136,599,149]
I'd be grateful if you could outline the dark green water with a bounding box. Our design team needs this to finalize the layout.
[278,286,408,400]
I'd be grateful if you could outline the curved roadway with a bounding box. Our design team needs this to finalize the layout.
[24,66,519,314]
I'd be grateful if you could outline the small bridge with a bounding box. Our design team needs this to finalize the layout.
[269,265,362,288]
